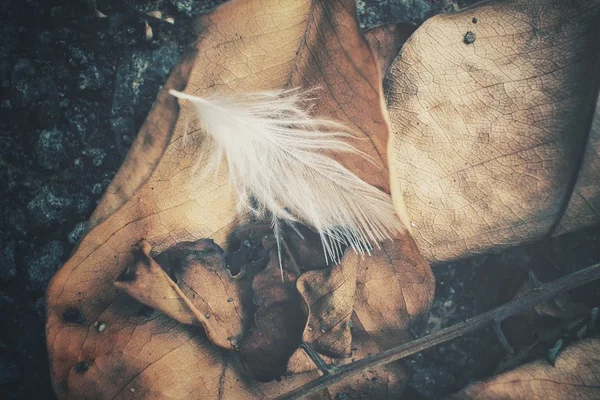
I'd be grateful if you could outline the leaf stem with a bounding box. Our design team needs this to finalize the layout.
[276,262,600,400]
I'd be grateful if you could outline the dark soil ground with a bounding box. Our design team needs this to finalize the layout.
[1,1,598,399]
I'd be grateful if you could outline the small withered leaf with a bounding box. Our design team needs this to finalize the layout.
[114,239,249,351]
[225,223,271,276]
[239,239,307,382]
[296,259,357,358]
[547,339,564,366]
[451,338,600,399]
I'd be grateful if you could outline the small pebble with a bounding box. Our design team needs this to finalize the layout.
[75,362,89,374]
[464,31,476,45]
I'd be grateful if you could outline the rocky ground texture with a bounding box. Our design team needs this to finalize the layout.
[1,0,598,399]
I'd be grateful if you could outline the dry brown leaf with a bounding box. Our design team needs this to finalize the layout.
[112,239,251,350]
[295,258,357,358]
[287,233,434,399]
[158,239,251,350]
[353,236,434,348]
[113,240,200,327]
[86,50,198,232]
[364,23,417,78]
[386,0,600,262]
[450,338,600,400]
[46,0,431,398]
[239,237,306,382]
[558,95,600,235]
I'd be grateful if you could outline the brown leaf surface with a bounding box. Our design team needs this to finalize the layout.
[450,338,600,400]
[386,0,600,262]
[113,240,199,327]
[46,0,429,398]
[86,49,198,232]
[112,239,251,350]
[287,232,434,399]
[557,94,600,235]
[239,238,306,382]
[364,24,417,78]
[296,258,357,358]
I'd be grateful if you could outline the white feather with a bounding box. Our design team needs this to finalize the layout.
[169,88,403,263]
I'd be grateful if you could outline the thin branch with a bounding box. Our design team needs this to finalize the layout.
[493,319,514,354]
[276,262,600,400]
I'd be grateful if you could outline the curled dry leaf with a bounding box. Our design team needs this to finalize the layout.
[288,234,434,399]
[450,338,600,400]
[46,0,431,398]
[295,259,357,359]
[386,0,600,262]
[113,240,199,327]
[239,237,306,382]
[113,239,251,350]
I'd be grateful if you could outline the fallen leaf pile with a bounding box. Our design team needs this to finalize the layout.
[46,0,433,398]
[45,0,600,398]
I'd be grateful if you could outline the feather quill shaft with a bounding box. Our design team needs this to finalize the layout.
[169,88,403,263]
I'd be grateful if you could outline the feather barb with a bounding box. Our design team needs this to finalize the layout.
[169,88,403,263]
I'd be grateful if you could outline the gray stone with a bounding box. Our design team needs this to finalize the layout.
[86,148,106,167]
[111,44,181,117]
[110,115,135,152]
[77,65,105,91]
[170,0,195,16]
[0,59,10,89]
[27,186,73,227]
[0,241,17,282]
[75,195,92,215]
[11,59,38,108]
[35,129,65,170]
[68,46,88,68]
[390,0,434,24]
[0,357,20,385]
[68,222,87,244]
[7,208,27,236]
[91,182,103,195]
[27,240,65,291]
[32,297,45,317]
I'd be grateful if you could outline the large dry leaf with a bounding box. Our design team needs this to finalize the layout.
[45,0,432,398]
[386,0,600,262]
[450,337,600,399]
